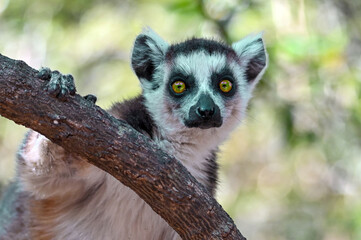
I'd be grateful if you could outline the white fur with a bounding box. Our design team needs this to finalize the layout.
[141,27,169,56]
[20,132,47,167]
[232,32,268,89]
[50,174,179,240]
[19,132,180,240]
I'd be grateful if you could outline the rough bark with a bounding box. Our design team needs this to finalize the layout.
[0,53,246,240]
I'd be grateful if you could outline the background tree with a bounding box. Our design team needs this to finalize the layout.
[0,0,360,239]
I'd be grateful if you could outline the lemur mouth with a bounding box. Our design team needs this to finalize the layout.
[184,118,223,129]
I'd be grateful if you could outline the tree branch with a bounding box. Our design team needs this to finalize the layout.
[0,54,246,240]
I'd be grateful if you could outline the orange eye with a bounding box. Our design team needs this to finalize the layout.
[172,81,186,94]
[219,80,232,93]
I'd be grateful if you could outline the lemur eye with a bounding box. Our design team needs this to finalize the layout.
[219,80,232,93]
[172,81,186,94]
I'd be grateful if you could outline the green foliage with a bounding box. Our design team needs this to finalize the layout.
[0,0,360,239]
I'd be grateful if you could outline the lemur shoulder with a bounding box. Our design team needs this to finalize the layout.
[0,28,268,240]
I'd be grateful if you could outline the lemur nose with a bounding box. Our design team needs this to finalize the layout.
[196,107,215,119]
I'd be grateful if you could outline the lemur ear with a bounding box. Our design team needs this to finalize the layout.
[232,32,268,84]
[131,27,169,82]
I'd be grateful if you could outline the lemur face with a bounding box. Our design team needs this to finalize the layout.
[131,28,267,133]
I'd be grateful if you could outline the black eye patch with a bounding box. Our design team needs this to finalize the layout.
[211,67,237,97]
[167,70,197,98]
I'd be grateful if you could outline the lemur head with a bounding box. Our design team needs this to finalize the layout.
[131,27,267,137]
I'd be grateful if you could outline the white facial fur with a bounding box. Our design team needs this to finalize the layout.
[143,51,248,136]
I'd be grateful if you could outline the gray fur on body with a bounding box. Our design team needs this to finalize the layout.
[0,27,268,240]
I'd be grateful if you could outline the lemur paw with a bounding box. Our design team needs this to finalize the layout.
[83,94,97,104]
[38,67,76,101]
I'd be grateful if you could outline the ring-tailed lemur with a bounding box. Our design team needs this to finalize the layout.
[0,27,267,240]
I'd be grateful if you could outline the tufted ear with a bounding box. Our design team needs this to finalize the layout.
[232,32,268,85]
[131,27,169,82]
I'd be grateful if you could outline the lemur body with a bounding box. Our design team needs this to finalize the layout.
[0,28,267,239]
